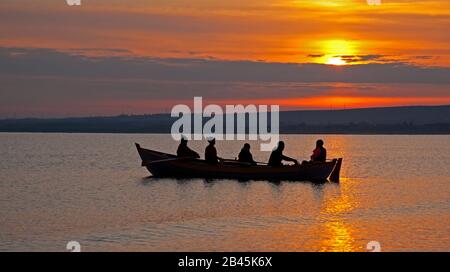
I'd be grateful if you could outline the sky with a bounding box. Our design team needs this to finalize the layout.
[0,0,449,117]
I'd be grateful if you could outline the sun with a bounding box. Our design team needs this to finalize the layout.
[314,39,358,65]
[326,57,347,66]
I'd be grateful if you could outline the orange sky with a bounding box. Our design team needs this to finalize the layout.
[1,0,449,65]
[0,0,449,116]
[0,0,450,66]
[210,96,450,110]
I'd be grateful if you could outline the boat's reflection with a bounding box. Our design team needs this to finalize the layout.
[138,175,362,251]
[140,176,338,189]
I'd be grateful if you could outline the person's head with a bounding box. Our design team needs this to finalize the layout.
[207,137,216,146]
[316,139,324,147]
[243,143,251,151]
[277,141,285,152]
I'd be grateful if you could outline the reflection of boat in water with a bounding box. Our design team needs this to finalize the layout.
[135,143,342,182]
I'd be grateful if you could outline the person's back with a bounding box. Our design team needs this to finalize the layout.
[268,149,283,167]
[205,138,219,164]
[177,139,200,158]
[311,139,327,162]
[238,143,256,165]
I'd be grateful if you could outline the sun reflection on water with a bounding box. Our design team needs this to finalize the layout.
[317,181,362,252]
[319,220,357,252]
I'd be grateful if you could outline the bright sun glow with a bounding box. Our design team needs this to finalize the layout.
[316,39,358,65]
[326,57,346,65]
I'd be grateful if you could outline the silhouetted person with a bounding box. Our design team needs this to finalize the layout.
[205,138,220,164]
[238,143,256,165]
[311,139,327,162]
[268,141,299,167]
[177,137,200,158]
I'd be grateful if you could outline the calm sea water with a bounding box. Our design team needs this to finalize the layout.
[0,133,449,252]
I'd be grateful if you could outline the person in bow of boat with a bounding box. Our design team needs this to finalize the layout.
[310,139,327,163]
[205,138,223,164]
[177,137,200,159]
[238,143,257,165]
[268,141,299,167]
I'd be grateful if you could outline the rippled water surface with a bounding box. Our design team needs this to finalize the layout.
[0,133,449,251]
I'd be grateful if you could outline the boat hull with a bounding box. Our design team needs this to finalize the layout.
[135,143,342,182]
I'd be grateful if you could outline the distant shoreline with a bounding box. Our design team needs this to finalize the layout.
[1,105,450,135]
[2,104,450,121]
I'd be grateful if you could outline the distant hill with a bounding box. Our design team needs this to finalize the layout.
[1,105,450,134]
[280,105,450,125]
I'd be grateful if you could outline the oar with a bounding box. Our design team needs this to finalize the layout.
[255,161,268,165]
[221,159,268,165]
[143,156,197,165]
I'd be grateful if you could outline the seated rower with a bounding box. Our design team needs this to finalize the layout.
[268,141,299,167]
[177,137,200,158]
[238,143,256,165]
[205,138,222,164]
[310,139,327,163]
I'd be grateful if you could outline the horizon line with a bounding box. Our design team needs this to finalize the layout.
[2,104,450,121]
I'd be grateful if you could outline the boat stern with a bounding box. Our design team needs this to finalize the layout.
[329,158,343,182]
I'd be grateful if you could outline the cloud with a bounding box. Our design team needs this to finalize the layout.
[336,54,386,63]
[412,55,434,60]
[66,48,132,56]
[1,47,449,84]
[0,47,449,117]
[308,54,325,58]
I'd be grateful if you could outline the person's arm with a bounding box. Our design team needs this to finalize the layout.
[214,149,224,162]
[249,153,257,165]
[250,153,256,163]
[311,148,320,160]
[238,151,243,162]
[282,155,299,165]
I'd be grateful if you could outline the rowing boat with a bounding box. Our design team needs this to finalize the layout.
[135,143,342,182]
